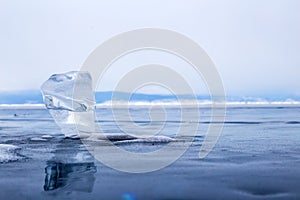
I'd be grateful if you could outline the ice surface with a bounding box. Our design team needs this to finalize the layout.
[41,71,96,138]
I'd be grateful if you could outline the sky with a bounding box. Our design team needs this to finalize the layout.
[0,0,300,97]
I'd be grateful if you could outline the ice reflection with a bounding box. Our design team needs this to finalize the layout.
[44,161,97,192]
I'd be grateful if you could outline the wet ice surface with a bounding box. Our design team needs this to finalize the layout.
[0,107,300,199]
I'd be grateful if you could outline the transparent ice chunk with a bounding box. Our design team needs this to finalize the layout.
[41,71,96,138]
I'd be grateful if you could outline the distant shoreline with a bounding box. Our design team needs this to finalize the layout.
[1,101,300,109]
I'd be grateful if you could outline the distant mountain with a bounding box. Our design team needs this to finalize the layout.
[95,91,211,103]
[0,90,43,104]
[0,90,299,104]
[0,90,211,104]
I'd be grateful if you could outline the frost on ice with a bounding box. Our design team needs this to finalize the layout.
[41,71,96,138]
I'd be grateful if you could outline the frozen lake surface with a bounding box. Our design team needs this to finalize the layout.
[0,106,300,199]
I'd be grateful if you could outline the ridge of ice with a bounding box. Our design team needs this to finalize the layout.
[41,71,174,143]
[0,144,22,163]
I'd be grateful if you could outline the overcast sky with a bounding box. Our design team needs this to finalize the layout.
[1,0,299,97]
